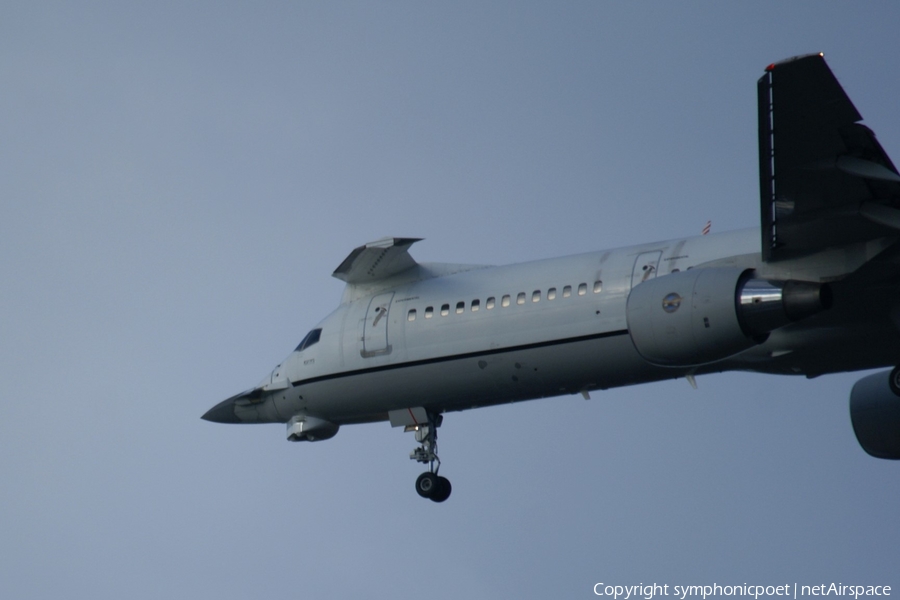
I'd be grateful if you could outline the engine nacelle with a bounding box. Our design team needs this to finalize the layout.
[286,414,339,442]
[626,267,830,366]
[850,371,900,459]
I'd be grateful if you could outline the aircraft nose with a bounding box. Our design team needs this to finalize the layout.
[201,397,242,424]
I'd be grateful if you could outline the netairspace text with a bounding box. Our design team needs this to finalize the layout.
[593,584,892,600]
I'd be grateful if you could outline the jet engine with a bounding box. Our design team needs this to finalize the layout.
[626,267,831,366]
[286,414,340,442]
[850,370,900,459]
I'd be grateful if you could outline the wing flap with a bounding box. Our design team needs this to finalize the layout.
[332,237,422,283]
[758,53,900,261]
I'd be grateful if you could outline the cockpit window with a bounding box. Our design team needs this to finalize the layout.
[295,328,322,352]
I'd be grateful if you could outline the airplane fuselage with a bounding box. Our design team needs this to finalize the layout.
[203,55,900,500]
[227,227,896,427]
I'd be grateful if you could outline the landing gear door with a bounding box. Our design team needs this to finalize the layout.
[361,292,394,357]
[631,251,662,289]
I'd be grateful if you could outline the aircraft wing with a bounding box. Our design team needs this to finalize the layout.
[758,53,900,261]
[332,237,422,283]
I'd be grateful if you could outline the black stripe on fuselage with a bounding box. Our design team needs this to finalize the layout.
[291,329,630,387]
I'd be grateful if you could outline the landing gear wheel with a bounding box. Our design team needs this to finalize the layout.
[415,472,439,498]
[890,366,900,397]
[430,476,452,503]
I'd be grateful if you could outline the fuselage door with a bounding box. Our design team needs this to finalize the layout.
[631,251,662,289]
[361,292,394,357]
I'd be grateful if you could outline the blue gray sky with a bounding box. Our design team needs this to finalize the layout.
[2,2,900,598]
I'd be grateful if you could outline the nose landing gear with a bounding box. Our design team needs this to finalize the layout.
[410,413,451,503]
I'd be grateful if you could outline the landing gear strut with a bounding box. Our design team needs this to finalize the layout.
[410,413,451,502]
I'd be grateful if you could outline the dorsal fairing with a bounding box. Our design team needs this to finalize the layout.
[332,237,422,283]
[333,237,490,303]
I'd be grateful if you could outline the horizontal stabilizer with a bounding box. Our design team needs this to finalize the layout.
[332,237,422,283]
[758,53,900,261]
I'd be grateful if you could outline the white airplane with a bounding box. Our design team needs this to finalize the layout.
[203,54,900,502]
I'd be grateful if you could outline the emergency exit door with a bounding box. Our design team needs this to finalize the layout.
[631,251,662,289]
[360,292,394,357]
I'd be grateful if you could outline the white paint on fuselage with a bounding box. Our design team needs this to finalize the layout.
[259,229,763,425]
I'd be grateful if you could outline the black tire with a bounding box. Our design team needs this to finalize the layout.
[890,366,900,397]
[430,476,452,503]
[415,472,438,498]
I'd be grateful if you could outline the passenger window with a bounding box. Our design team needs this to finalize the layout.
[441,304,450,317]
[563,285,572,298]
[486,297,496,309]
[532,290,540,302]
[425,306,434,319]
[408,309,416,322]
[295,328,322,352]
[578,283,587,296]
[471,299,480,312]
[516,292,526,305]
[501,295,511,307]
[593,281,602,293]
[456,301,465,314]
[548,288,557,300]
